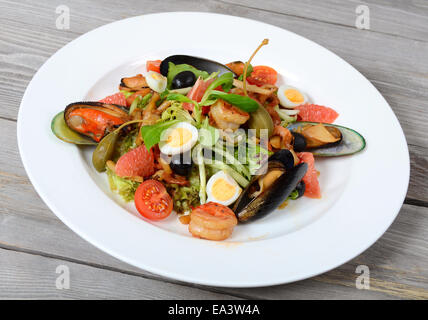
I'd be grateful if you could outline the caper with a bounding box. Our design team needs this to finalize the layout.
[92,131,119,172]
[247,106,274,138]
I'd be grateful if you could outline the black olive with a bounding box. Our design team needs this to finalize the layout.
[171,71,196,89]
[295,181,306,199]
[291,131,307,152]
[268,149,295,170]
[170,152,193,176]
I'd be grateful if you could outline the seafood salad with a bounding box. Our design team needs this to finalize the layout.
[51,39,366,241]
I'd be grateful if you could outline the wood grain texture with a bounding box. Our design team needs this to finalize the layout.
[0,249,241,299]
[0,0,427,299]
[221,0,428,41]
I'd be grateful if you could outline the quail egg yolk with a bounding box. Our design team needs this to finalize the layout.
[284,88,305,104]
[151,72,163,80]
[211,178,237,202]
[167,127,192,148]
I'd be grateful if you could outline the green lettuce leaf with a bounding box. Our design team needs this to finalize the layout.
[106,167,140,202]
[198,118,219,147]
[161,101,196,125]
[166,167,200,213]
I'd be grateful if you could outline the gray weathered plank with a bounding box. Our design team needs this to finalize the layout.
[221,0,428,41]
[0,249,241,299]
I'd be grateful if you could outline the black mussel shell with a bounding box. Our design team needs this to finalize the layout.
[291,131,307,152]
[169,152,193,176]
[268,149,295,170]
[171,71,197,89]
[233,163,308,222]
[160,55,235,77]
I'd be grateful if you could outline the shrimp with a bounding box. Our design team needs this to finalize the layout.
[209,99,250,131]
[189,202,238,241]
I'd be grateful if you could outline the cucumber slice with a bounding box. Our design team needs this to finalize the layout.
[51,111,97,145]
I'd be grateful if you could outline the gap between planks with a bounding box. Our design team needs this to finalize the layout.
[0,243,257,300]
[216,0,428,43]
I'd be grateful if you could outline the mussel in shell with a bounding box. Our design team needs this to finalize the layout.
[64,102,130,142]
[51,111,97,145]
[287,121,366,157]
[159,55,235,77]
[119,74,149,91]
[233,150,308,222]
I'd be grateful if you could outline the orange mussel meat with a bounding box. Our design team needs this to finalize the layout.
[64,102,130,142]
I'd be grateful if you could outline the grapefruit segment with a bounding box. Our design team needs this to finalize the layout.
[115,145,155,178]
[99,92,127,107]
[297,152,321,199]
[296,103,339,123]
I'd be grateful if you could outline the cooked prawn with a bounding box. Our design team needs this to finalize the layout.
[189,202,238,241]
[209,99,250,131]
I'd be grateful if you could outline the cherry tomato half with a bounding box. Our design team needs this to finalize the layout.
[135,180,173,220]
[247,65,278,86]
[146,60,162,73]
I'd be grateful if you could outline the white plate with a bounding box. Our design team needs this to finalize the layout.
[17,12,409,287]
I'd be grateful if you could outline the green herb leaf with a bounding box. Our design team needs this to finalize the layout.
[200,72,234,105]
[209,91,259,112]
[159,90,170,99]
[237,64,253,81]
[140,120,179,151]
[199,99,217,107]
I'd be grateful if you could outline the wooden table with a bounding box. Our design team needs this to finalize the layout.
[1,0,427,299]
